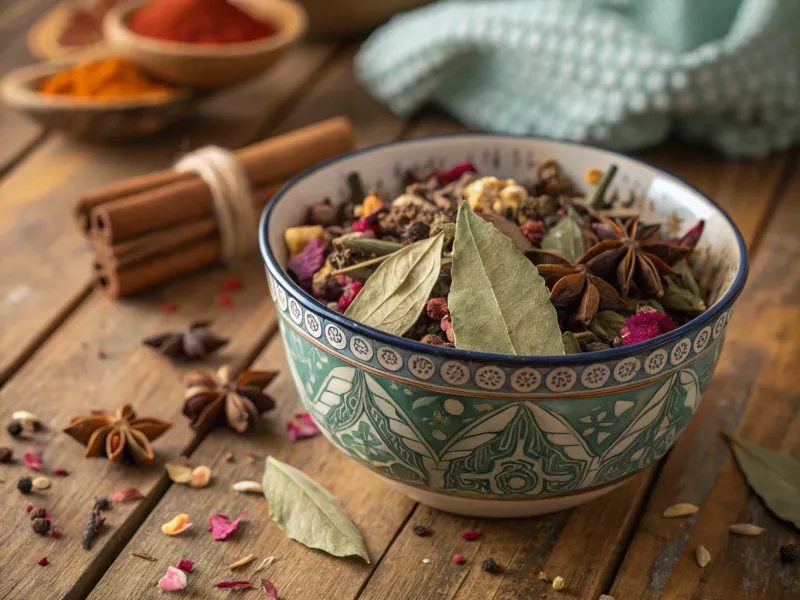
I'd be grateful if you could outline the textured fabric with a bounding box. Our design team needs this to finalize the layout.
[355,0,800,157]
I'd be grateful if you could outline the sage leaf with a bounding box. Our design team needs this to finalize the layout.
[411,396,439,410]
[725,433,800,529]
[345,232,445,336]
[541,208,584,263]
[662,277,707,313]
[480,212,533,252]
[262,457,370,562]
[562,332,582,354]
[449,203,564,356]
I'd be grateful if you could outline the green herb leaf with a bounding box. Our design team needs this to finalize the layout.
[541,208,584,263]
[562,332,582,354]
[480,212,533,252]
[263,457,370,561]
[673,260,703,298]
[345,232,445,336]
[662,277,707,313]
[725,433,800,529]
[591,310,626,343]
[449,203,564,356]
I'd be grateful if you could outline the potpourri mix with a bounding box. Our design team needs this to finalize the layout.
[285,160,708,355]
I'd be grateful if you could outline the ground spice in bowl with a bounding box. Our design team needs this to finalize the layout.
[40,57,174,100]
[128,0,278,44]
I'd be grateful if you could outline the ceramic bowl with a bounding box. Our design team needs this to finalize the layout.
[102,0,307,88]
[0,58,197,141]
[259,135,747,518]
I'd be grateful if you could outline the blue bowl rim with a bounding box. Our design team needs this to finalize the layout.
[259,133,749,368]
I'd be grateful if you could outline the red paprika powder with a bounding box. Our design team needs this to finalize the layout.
[128,0,276,44]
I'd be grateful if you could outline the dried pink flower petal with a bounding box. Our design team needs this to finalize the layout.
[176,559,193,573]
[51,528,61,538]
[621,311,676,346]
[262,579,279,598]
[37,556,49,566]
[287,421,321,442]
[288,238,328,289]
[208,509,246,541]
[23,452,43,471]
[679,220,705,249]
[111,487,144,502]
[459,529,479,541]
[25,504,35,513]
[337,279,363,311]
[51,468,69,476]
[308,199,337,227]
[351,218,379,234]
[452,554,465,564]
[296,412,315,427]
[426,297,449,320]
[157,566,187,592]
[437,162,477,185]
[215,581,253,589]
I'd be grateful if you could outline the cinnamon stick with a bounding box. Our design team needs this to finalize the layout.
[83,117,354,242]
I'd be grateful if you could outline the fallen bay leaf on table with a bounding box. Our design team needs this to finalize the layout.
[449,202,564,356]
[262,456,370,562]
[541,207,584,263]
[725,432,800,529]
[345,232,444,337]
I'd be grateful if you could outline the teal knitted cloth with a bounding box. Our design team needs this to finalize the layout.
[355,0,800,157]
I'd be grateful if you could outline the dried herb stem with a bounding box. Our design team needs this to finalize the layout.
[586,164,618,209]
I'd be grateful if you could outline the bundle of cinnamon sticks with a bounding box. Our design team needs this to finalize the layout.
[76,117,355,297]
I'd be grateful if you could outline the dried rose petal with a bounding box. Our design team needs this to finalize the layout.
[159,303,179,313]
[287,421,321,442]
[288,238,328,289]
[111,487,144,502]
[23,452,43,471]
[217,294,234,309]
[452,554,465,564]
[621,311,676,346]
[351,218,379,234]
[176,559,193,573]
[679,220,705,249]
[25,503,35,513]
[158,566,187,591]
[51,468,69,476]
[437,162,477,185]
[215,581,253,589]
[221,279,244,291]
[161,513,193,536]
[51,528,61,538]
[337,279,363,311]
[37,556,49,566]
[262,578,278,598]
[208,509,246,541]
[459,529,479,541]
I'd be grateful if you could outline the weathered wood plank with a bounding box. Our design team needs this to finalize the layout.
[0,44,337,385]
[608,159,800,600]
[87,333,416,600]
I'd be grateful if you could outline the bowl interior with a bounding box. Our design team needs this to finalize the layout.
[264,135,745,358]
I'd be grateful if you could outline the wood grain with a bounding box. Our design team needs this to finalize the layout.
[0,44,337,384]
[87,334,416,600]
[608,158,800,600]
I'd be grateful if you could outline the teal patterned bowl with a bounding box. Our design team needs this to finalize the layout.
[259,135,747,517]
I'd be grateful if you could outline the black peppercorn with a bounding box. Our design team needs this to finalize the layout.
[403,222,431,244]
[6,421,22,438]
[93,497,111,512]
[30,508,47,520]
[481,558,499,574]
[780,544,797,564]
[17,476,33,494]
[413,525,431,537]
[0,447,12,463]
[32,517,51,535]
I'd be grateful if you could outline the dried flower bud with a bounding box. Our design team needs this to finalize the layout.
[426,298,449,320]
[308,199,337,227]
[17,477,33,494]
[620,311,675,346]
[32,517,51,535]
[288,238,328,290]
[481,558,499,573]
[403,222,431,244]
[520,219,545,245]
[420,334,445,345]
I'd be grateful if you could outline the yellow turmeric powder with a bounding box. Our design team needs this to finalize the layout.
[41,58,173,100]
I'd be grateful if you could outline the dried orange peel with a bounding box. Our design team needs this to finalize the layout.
[161,513,193,535]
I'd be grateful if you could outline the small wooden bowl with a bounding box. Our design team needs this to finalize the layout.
[0,59,197,141]
[102,0,308,88]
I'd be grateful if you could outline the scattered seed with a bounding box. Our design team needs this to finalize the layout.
[229,554,257,570]
[481,558,499,573]
[695,545,711,567]
[422,558,431,564]
[538,571,549,582]
[189,465,212,488]
[12,411,41,431]
[131,552,157,561]
[17,477,33,494]
[232,481,262,493]
[7,422,23,437]
[166,463,193,483]
[32,518,51,535]
[253,556,275,574]
[413,525,431,537]
[32,476,51,490]
[552,576,566,591]
[662,503,699,518]
[223,452,234,463]
[729,524,765,536]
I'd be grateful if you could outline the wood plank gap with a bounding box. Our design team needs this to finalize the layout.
[746,148,799,258]
[0,131,47,180]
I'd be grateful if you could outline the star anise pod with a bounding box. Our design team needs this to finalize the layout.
[63,405,171,464]
[183,366,277,433]
[528,249,626,323]
[581,216,691,297]
[143,321,228,361]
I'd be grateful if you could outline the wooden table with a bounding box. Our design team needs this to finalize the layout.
[1,6,798,599]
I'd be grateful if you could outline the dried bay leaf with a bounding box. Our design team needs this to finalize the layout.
[541,208,584,263]
[562,332,582,354]
[591,310,626,344]
[262,457,370,562]
[725,433,800,529]
[345,232,444,337]
[449,203,564,356]
[673,260,703,298]
[480,212,533,252]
